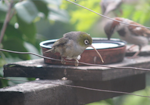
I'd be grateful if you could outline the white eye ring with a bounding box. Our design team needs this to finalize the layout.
[84,40,89,45]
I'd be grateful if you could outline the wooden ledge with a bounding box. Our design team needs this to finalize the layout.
[1,45,150,105]
[0,80,78,105]
[3,56,149,81]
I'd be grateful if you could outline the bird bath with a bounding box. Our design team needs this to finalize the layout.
[40,38,126,65]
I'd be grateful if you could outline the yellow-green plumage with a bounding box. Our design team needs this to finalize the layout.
[47,31,92,66]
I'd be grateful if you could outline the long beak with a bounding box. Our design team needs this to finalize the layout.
[108,36,111,40]
[90,45,104,63]
[107,31,113,40]
[44,49,51,53]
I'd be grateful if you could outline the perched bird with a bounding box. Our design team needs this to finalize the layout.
[46,31,104,66]
[104,17,150,57]
[100,0,123,15]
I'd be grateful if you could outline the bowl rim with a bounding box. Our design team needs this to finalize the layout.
[40,38,126,50]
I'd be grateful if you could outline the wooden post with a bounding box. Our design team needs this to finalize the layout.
[0,80,78,105]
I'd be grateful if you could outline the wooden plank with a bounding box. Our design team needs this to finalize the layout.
[3,56,149,81]
[74,74,145,104]
[0,74,145,105]
[0,45,148,105]
[0,80,78,105]
[126,45,150,56]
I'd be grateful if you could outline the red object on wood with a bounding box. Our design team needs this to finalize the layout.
[40,38,126,66]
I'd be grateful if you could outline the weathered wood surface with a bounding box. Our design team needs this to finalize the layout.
[126,45,150,56]
[0,74,146,105]
[3,56,149,81]
[74,73,145,104]
[0,80,78,105]
[1,45,150,105]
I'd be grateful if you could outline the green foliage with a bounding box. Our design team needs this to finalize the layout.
[1,0,150,105]
[122,0,150,25]
[87,99,114,105]
[0,2,7,12]
[32,0,49,18]
[16,15,36,44]
[14,0,38,23]
[86,88,150,105]
[61,0,100,31]
[49,7,70,22]
[0,0,69,88]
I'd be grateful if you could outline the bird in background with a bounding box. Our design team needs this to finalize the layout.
[100,0,123,16]
[104,17,150,57]
[45,31,104,66]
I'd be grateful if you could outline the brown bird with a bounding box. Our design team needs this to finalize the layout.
[100,0,123,15]
[104,17,150,57]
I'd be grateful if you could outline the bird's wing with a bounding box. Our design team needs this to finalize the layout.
[128,21,150,37]
[45,37,68,53]
[52,37,68,47]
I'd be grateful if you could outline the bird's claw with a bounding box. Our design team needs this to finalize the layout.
[75,59,79,66]
[61,58,66,65]
[127,56,139,59]
[126,45,136,52]
[126,49,132,52]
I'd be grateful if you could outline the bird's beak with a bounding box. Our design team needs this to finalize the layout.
[104,20,116,40]
[89,45,104,63]
[107,27,115,40]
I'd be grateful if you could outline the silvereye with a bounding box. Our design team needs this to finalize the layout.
[46,31,104,66]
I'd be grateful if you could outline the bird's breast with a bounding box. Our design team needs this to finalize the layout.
[120,33,149,47]
[62,40,85,59]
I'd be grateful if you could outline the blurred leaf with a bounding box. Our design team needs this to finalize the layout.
[0,23,25,59]
[0,2,7,22]
[42,0,62,5]
[27,78,36,81]
[7,77,28,86]
[122,90,149,105]
[0,10,6,22]
[24,42,40,59]
[105,99,114,105]
[0,76,9,88]
[0,2,8,12]
[49,7,69,22]
[0,23,23,40]
[140,14,147,24]
[17,15,36,44]
[31,0,49,18]
[0,58,6,67]
[87,100,111,105]
[121,4,134,18]
[69,0,100,31]
[14,0,38,23]
[2,38,30,60]
[132,11,142,22]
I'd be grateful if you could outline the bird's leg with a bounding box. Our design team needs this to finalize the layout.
[128,46,142,58]
[61,57,66,65]
[127,45,136,52]
[74,59,79,67]
[132,46,142,58]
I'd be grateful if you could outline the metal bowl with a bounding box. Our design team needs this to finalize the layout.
[40,38,126,66]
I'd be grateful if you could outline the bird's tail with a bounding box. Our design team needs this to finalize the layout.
[44,48,55,54]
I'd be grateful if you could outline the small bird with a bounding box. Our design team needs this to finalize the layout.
[46,31,104,66]
[100,0,123,15]
[104,17,150,57]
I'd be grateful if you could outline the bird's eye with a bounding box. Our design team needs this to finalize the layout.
[84,40,89,45]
